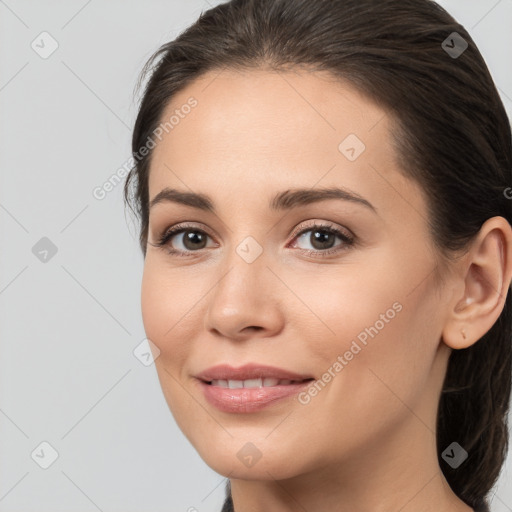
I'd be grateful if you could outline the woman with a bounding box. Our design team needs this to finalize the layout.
[124,1,512,510]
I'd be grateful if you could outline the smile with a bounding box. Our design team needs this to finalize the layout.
[207,378,310,388]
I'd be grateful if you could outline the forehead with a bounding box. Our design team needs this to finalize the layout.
[147,68,422,218]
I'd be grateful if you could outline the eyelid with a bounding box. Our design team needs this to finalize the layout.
[159,221,213,241]
[288,220,353,243]
[154,221,217,248]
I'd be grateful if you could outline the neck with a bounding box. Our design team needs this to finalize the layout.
[229,415,474,512]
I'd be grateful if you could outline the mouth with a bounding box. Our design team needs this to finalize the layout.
[195,363,315,383]
[197,378,315,413]
[195,363,316,413]
[203,377,315,388]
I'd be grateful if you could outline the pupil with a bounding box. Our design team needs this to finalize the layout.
[184,231,206,249]
[312,230,334,250]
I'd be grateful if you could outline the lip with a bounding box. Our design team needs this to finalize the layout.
[195,363,314,382]
[197,379,313,413]
[195,363,315,413]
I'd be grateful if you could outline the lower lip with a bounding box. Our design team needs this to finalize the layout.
[198,379,313,413]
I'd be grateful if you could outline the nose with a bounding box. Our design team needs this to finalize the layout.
[203,246,285,341]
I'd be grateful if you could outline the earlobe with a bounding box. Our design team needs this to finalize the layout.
[442,216,512,350]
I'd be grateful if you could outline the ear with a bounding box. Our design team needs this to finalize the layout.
[442,216,512,350]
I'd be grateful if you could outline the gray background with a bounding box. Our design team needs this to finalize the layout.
[0,1,511,511]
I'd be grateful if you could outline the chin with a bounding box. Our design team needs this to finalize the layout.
[191,435,309,481]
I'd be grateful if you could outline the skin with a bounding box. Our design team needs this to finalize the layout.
[141,67,512,512]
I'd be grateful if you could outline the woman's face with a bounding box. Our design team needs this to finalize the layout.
[141,68,455,481]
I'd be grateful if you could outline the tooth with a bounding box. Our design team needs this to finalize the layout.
[243,378,263,388]
[210,378,303,388]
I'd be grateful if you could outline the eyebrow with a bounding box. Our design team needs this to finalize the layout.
[149,186,377,213]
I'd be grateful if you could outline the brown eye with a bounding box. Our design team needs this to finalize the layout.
[160,228,212,252]
[291,223,354,256]
[305,229,338,250]
[178,230,209,250]
[149,223,217,257]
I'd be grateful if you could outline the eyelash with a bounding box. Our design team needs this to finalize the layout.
[150,221,355,259]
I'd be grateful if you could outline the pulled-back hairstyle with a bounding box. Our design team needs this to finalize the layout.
[124,0,512,509]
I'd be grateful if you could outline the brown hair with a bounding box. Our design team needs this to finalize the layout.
[124,0,512,509]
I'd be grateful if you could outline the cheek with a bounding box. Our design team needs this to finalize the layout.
[141,264,166,349]
[140,262,194,364]
[140,262,207,430]
[323,304,439,462]
[286,255,440,413]
[279,260,408,362]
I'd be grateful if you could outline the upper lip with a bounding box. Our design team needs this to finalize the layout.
[196,363,314,382]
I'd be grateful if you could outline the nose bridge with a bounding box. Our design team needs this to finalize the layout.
[204,233,283,338]
[212,234,269,310]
